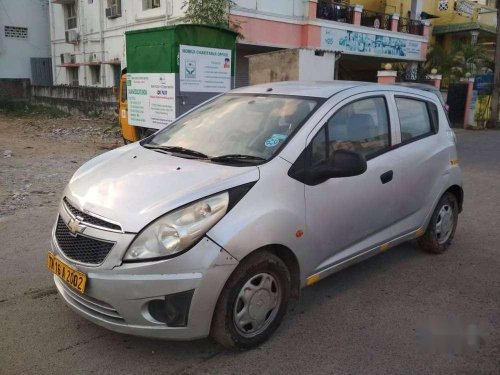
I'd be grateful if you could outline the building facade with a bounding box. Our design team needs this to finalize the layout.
[430,0,497,54]
[49,0,434,87]
[49,0,187,87]
[0,0,52,84]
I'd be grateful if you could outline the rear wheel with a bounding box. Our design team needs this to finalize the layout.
[211,252,291,350]
[418,192,458,254]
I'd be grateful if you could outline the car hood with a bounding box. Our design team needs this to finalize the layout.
[64,143,260,233]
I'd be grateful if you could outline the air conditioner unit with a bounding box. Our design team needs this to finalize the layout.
[60,53,72,64]
[65,30,79,44]
[105,5,121,18]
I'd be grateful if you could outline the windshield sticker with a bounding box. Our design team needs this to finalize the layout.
[265,137,279,147]
[265,134,287,147]
[272,134,287,140]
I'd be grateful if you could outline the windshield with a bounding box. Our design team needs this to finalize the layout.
[145,94,319,162]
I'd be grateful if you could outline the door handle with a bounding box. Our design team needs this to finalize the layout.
[380,170,393,184]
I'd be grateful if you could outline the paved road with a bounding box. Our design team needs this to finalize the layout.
[1,129,499,374]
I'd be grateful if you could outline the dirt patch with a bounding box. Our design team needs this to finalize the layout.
[0,113,122,217]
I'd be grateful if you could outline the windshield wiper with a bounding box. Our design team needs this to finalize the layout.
[210,154,266,163]
[143,144,208,159]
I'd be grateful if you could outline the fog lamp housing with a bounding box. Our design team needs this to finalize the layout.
[147,290,194,327]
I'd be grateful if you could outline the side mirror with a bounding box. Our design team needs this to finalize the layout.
[311,150,367,183]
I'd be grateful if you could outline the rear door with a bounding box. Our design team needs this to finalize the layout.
[302,93,399,272]
[388,94,447,235]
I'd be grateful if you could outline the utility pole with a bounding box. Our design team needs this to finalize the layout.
[490,0,500,128]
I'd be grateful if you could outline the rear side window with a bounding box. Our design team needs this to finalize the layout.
[395,97,436,142]
[121,81,127,102]
[310,96,390,163]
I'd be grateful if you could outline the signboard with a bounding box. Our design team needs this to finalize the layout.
[455,0,475,17]
[127,73,176,130]
[321,27,422,60]
[473,74,493,94]
[179,44,232,93]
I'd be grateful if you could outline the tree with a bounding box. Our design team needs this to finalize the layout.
[451,41,489,77]
[425,43,455,80]
[424,40,490,85]
[181,0,241,35]
[489,0,500,128]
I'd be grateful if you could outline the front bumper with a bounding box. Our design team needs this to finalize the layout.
[51,207,238,340]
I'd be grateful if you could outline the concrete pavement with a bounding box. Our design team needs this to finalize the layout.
[1,129,499,374]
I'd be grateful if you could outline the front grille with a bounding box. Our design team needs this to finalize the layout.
[63,197,122,231]
[56,278,124,322]
[55,216,115,265]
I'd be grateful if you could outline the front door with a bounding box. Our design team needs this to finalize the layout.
[303,95,399,273]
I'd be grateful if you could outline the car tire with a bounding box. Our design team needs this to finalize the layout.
[210,251,291,350]
[418,192,458,254]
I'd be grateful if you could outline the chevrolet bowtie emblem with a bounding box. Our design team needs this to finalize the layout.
[67,217,85,236]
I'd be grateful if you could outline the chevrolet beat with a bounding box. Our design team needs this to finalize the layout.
[48,81,463,349]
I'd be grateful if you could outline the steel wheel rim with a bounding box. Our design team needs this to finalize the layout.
[233,272,281,338]
[435,204,454,244]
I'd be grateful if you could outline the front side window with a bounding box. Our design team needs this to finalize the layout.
[146,94,319,162]
[120,77,127,102]
[395,98,433,142]
[310,96,390,165]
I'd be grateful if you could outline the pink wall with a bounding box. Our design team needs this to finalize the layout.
[420,42,428,60]
[301,24,321,48]
[232,14,426,63]
[231,15,304,48]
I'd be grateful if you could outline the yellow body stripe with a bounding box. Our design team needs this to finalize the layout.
[380,242,391,252]
[416,227,425,237]
[306,274,320,286]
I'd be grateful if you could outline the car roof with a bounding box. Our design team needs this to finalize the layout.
[393,82,440,92]
[230,80,437,99]
[393,82,445,104]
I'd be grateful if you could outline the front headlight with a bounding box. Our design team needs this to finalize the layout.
[124,192,229,261]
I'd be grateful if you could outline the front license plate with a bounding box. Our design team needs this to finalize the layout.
[47,252,87,293]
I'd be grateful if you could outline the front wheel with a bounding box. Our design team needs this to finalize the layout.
[418,192,458,254]
[210,252,291,350]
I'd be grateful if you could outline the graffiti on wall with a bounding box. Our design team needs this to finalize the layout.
[321,27,422,61]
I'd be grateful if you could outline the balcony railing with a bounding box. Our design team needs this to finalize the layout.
[360,9,391,30]
[317,1,353,24]
[316,1,425,36]
[398,17,423,35]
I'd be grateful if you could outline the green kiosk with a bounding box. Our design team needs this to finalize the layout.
[122,24,237,140]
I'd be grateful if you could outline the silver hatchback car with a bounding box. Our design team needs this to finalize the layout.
[48,81,463,349]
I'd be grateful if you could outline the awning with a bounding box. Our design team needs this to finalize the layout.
[432,21,497,35]
[421,12,439,19]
